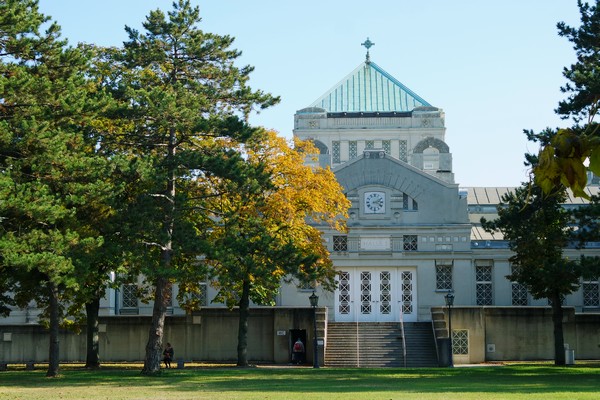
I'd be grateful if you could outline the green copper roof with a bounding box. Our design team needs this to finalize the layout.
[309,61,431,113]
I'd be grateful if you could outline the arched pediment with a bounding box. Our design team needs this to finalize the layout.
[413,137,449,154]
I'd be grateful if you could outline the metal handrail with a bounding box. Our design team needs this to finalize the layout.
[400,305,407,368]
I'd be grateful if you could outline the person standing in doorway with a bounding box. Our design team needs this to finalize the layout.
[292,338,305,364]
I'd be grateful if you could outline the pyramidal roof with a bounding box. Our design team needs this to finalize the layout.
[309,60,431,113]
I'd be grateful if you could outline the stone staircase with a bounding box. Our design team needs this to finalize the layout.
[325,322,439,367]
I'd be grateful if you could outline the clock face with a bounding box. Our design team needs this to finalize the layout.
[364,191,385,214]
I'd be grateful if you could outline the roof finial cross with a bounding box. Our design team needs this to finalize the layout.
[361,37,375,63]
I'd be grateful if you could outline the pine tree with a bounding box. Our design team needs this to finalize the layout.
[101,0,279,374]
[0,0,117,376]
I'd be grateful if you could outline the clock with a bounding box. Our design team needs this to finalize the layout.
[364,191,385,214]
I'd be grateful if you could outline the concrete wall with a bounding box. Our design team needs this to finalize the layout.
[0,307,319,364]
[2,306,598,365]
[449,307,600,363]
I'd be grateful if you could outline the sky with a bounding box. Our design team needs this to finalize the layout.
[37,0,584,187]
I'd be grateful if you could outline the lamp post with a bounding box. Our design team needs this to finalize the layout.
[309,291,319,368]
[444,291,455,367]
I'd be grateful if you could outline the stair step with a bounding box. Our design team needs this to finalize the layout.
[325,322,439,368]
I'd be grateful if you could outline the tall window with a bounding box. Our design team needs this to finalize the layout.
[349,141,357,159]
[122,284,138,309]
[333,235,348,252]
[195,282,208,307]
[475,260,493,305]
[510,265,529,306]
[452,330,469,355]
[332,141,340,163]
[403,235,418,251]
[382,140,391,155]
[435,261,453,290]
[583,277,599,308]
[399,140,408,162]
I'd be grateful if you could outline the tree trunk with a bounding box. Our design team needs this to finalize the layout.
[142,128,176,375]
[550,292,566,366]
[85,296,101,368]
[142,275,170,375]
[46,282,60,377]
[237,279,250,367]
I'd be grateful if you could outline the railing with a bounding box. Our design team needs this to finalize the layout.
[400,305,407,368]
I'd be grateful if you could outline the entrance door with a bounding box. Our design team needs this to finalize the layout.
[335,268,416,322]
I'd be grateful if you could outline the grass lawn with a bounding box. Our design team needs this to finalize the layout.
[0,362,599,400]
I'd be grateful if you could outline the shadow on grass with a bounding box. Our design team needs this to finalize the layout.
[1,364,599,396]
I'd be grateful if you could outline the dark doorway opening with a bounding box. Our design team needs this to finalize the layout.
[290,329,307,364]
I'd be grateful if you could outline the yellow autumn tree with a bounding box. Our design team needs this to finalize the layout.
[190,129,349,366]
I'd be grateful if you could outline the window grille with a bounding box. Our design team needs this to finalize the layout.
[403,235,418,251]
[435,262,453,290]
[338,272,351,315]
[360,271,372,314]
[511,282,528,306]
[121,284,138,309]
[365,140,374,149]
[379,271,392,314]
[401,271,413,315]
[382,140,391,155]
[333,235,348,252]
[510,265,528,305]
[583,278,599,307]
[332,141,340,163]
[475,261,493,305]
[192,282,208,307]
[452,329,469,355]
[349,141,357,159]
[399,140,407,162]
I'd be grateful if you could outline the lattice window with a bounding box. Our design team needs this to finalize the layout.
[122,284,138,308]
[333,235,348,252]
[583,279,599,307]
[379,271,392,315]
[510,265,529,306]
[475,261,493,306]
[382,140,391,155]
[511,283,528,305]
[332,141,340,163]
[403,193,409,209]
[349,141,357,159]
[338,272,351,315]
[403,235,418,251]
[401,271,413,315]
[365,140,374,149]
[189,282,209,307]
[452,329,469,355]
[436,262,453,290]
[399,140,407,162]
[360,271,372,314]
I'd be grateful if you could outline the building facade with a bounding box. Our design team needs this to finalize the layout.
[3,49,600,366]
